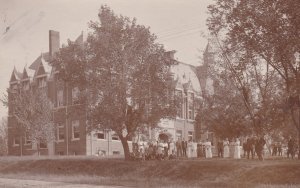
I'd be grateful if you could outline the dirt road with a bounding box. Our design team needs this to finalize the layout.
[0,178,125,188]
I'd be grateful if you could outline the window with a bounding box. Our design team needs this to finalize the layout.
[113,151,120,155]
[13,137,20,146]
[175,90,183,118]
[72,87,80,104]
[72,120,80,140]
[11,84,18,90]
[188,131,193,142]
[57,89,64,106]
[57,123,65,141]
[57,151,64,155]
[24,132,32,145]
[95,132,105,140]
[38,77,47,88]
[188,92,194,120]
[22,81,30,90]
[176,130,182,140]
[111,133,119,141]
[39,141,47,149]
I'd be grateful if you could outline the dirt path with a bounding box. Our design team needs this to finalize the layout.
[0,178,125,188]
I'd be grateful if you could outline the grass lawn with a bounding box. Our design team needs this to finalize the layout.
[0,156,299,188]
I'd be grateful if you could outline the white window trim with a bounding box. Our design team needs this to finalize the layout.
[13,137,20,147]
[37,77,47,88]
[57,89,64,107]
[72,87,80,105]
[24,133,32,145]
[71,120,80,141]
[57,124,65,142]
[111,134,120,141]
[95,131,105,140]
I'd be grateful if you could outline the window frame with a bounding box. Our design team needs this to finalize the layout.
[38,77,47,88]
[95,132,105,140]
[39,141,47,149]
[57,123,65,142]
[13,137,20,146]
[188,131,193,142]
[57,89,64,107]
[111,133,119,141]
[71,87,80,105]
[24,132,32,145]
[71,120,80,141]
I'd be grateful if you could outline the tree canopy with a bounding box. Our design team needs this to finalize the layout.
[2,87,55,154]
[53,6,177,160]
[206,0,300,147]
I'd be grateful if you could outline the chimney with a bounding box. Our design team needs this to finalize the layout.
[49,30,60,57]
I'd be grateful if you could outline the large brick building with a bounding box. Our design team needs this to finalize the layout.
[7,30,213,156]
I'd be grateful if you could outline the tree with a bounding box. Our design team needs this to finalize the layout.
[207,0,300,158]
[86,6,177,160]
[2,87,55,155]
[53,6,177,160]
[0,117,8,156]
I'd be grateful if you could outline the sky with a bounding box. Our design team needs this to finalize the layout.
[0,0,213,118]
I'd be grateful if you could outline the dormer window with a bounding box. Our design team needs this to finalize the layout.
[10,84,18,92]
[188,92,194,120]
[38,77,47,88]
[22,81,30,90]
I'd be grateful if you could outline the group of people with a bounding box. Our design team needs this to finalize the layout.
[130,136,299,161]
[271,142,283,156]
[216,138,242,159]
[242,136,266,160]
[130,139,199,161]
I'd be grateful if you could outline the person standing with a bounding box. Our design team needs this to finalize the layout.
[278,142,282,156]
[256,136,266,161]
[223,138,230,158]
[229,139,235,158]
[176,139,182,157]
[182,139,187,157]
[287,137,295,159]
[205,139,212,158]
[187,140,193,158]
[217,139,224,158]
[233,138,241,159]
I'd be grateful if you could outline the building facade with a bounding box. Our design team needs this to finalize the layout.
[7,30,213,156]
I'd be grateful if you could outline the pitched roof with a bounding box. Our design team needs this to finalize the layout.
[29,52,50,70]
[10,67,22,82]
[74,31,84,46]
[170,62,201,94]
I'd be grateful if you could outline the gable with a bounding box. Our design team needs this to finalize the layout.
[36,63,46,76]
[10,71,18,82]
[22,68,29,79]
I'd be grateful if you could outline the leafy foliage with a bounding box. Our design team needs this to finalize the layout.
[0,117,8,156]
[53,6,177,159]
[2,87,55,152]
[206,0,300,148]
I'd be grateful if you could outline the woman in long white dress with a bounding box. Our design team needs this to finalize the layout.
[233,138,241,159]
[223,138,230,158]
[187,141,193,158]
[205,140,212,158]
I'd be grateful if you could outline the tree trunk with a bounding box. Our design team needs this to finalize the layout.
[298,128,300,160]
[120,136,131,160]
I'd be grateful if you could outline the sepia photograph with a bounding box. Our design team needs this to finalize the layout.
[0,0,299,187]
